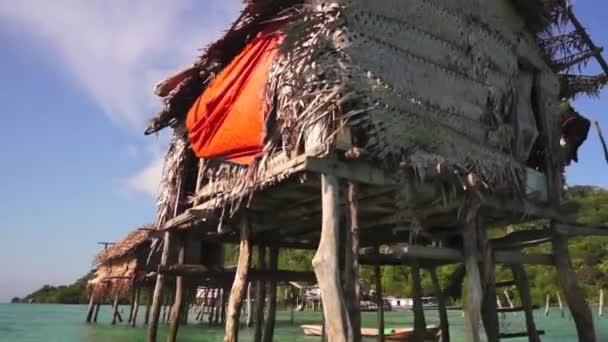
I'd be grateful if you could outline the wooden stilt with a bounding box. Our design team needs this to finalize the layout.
[373,246,384,342]
[462,210,482,342]
[262,247,279,342]
[214,288,222,325]
[224,215,252,342]
[430,268,450,342]
[93,303,101,323]
[479,226,499,342]
[183,299,190,325]
[162,294,170,323]
[131,288,141,327]
[557,292,564,318]
[246,283,253,327]
[600,289,605,317]
[128,289,137,323]
[254,246,267,342]
[86,294,96,323]
[511,264,541,342]
[344,182,362,342]
[208,290,215,325]
[552,229,596,341]
[411,259,426,342]
[168,234,187,342]
[111,293,120,325]
[545,294,550,316]
[145,288,152,325]
[312,174,349,342]
[504,289,515,310]
[147,231,172,342]
[202,289,210,322]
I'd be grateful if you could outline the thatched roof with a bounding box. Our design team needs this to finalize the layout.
[94,227,153,266]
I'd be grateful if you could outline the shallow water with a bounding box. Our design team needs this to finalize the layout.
[1,304,607,341]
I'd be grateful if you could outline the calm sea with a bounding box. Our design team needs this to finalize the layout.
[0,304,607,341]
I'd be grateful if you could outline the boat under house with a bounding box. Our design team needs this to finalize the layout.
[87,0,608,341]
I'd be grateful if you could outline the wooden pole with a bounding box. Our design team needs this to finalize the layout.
[86,294,96,323]
[344,182,362,342]
[111,293,120,325]
[145,288,152,325]
[208,289,216,325]
[168,234,187,342]
[373,246,384,342]
[557,291,564,318]
[221,287,228,324]
[430,268,450,342]
[214,288,222,325]
[504,290,515,310]
[147,231,172,342]
[93,302,101,323]
[479,226,499,342]
[253,246,267,342]
[132,287,141,327]
[545,294,550,316]
[312,174,350,342]
[600,289,605,317]
[594,121,608,166]
[511,264,541,342]
[262,247,279,342]
[224,215,252,342]
[462,209,483,342]
[246,283,253,327]
[411,259,426,342]
[128,289,137,323]
[162,293,170,323]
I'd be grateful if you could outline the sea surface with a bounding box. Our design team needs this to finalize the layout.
[1,304,607,341]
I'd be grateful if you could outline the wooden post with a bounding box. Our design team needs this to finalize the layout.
[312,174,350,342]
[511,264,541,342]
[168,234,187,342]
[93,302,101,323]
[254,246,267,342]
[557,291,564,318]
[246,283,253,327]
[262,247,279,342]
[128,289,137,323]
[214,288,222,325]
[344,182,362,342]
[373,246,384,342]
[600,289,605,317]
[224,215,252,342]
[479,225,499,342]
[545,294,550,316]
[462,209,482,342]
[111,293,120,325]
[221,287,228,324]
[162,293,170,323]
[147,231,172,342]
[131,288,141,327]
[430,268,450,342]
[552,228,595,340]
[86,294,96,323]
[145,288,152,325]
[411,259,426,342]
[208,289,216,325]
[504,289,515,310]
[595,121,608,166]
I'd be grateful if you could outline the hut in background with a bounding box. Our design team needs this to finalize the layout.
[142,1,608,341]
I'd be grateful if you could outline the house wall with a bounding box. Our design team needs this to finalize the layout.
[325,0,560,184]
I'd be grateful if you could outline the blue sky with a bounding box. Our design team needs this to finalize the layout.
[0,1,607,302]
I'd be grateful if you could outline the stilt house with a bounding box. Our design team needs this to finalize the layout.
[143,1,608,341]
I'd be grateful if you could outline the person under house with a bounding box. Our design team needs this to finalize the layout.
[560,100,591,166]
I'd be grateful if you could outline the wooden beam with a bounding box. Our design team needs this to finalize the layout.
[497,305,540,313]
[495,280,516,288]
[554,223,608,237]
[224,216,252,342]
[388,245,554,265]
[491,229,551,250]
[499,331,545,339]
[158,265,317,284]
[304,157,397,186]
[313,174,349,341]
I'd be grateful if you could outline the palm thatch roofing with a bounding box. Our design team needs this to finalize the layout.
[145,0,607,227]
[94,227,153,266]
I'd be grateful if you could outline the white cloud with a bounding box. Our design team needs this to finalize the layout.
[127,155,165,198]
[0,0,240,133]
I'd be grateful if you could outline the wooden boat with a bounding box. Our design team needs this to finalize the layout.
[300,325,441,341]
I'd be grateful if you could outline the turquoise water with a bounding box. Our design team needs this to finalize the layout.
[1,304,607,341]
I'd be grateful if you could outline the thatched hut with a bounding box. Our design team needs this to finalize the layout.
[144,1,607,341]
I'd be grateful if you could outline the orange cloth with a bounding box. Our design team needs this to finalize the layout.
[186,24,284,165]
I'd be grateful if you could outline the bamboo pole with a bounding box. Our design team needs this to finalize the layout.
[262,247,279,342]
[224,215,252,342]
[594,121,608,166]
[254,247,267,342]
[430,268,450,342]
[132,287,141,327]
[411,259,426,342]
[373,246,384,342]
[147,231,172,342]
[600,289,605,317]
[168,235,187,342]
[312,174,349,342]
[545,294,551,316]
